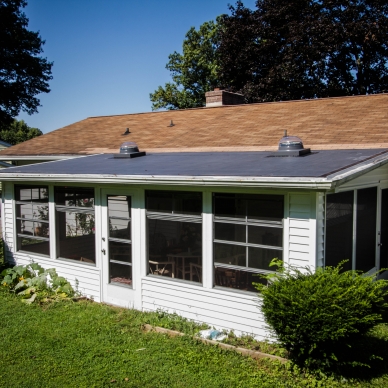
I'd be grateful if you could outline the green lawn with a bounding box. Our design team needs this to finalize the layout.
[0,290,388,387]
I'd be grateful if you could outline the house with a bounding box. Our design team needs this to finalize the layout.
[0,92,388,339]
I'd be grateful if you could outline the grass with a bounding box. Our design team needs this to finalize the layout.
[221,333,288,358]
[1,290,388,387]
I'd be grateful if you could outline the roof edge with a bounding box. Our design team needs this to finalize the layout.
[86,93,388,120]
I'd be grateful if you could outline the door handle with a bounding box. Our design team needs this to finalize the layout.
[101,249,106,255]
[378,243,383,247]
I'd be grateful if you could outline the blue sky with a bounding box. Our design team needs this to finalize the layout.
[17,0,257,133]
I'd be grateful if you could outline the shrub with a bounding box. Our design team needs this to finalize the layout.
[255,260,388,371]
[1,263,77,304]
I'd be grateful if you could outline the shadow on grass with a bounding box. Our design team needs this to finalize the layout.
[328,328,388,381]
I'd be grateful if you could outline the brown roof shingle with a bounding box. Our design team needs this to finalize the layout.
[1,94,388,157]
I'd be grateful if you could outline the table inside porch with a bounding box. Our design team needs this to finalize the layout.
[167,251,201,280]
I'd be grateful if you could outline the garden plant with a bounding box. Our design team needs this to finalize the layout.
[1,262,77,304]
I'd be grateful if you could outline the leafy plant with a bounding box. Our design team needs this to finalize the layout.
[1,263,78,304]
[255,260,388,372]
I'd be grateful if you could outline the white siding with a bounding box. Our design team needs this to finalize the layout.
[10,254,101,301]
[3,182,15,263]
[287,193,315,268]
[142,276,269,339]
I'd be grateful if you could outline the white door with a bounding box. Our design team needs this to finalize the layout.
[101,189,137,307]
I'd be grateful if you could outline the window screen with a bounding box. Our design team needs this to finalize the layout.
[213,193,284,292]
[16,185,49,256]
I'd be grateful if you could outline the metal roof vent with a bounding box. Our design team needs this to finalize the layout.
[273,131,311,157]
[114,141,146,158]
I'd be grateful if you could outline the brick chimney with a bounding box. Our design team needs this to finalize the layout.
[205,88,245,107]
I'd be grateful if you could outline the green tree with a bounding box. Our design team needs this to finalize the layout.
[0,119,42,145]
[150,19,221,110]
[217,0,388,102]
[0,0,53,125]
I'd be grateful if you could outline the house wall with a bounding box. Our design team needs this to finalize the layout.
[2,182,319,339]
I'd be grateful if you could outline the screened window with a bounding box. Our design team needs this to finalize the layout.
[213,193,284,292]
[108,195,132,287]
[55,187,95,264]
[146,191,202,283]
[16,185,49,256]
[326,187,377,272]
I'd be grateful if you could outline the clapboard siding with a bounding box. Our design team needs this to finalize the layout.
[3,182,15,262]
[316,193,325,267]
[142,277,268,338]
[288,193,313,267]
[339,163,388,189]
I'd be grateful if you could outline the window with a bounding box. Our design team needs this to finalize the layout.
[16,185,49,256]
[325,191,353,271]
[326,187,377,272]
[213,193,284,292]
[55,187,95,264]
[146,191,202,283]
[108,195,132,287]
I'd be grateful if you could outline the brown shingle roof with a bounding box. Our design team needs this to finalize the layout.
[1,94,388,157]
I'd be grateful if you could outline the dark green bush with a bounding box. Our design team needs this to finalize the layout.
[255,260,388,371]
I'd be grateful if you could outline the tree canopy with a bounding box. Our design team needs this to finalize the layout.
[150,19,221,110]
[0,119,42,145]
[217,0,388,102]
[0,0,53,125]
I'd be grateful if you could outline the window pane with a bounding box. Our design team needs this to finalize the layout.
[148,219,202,282]
[17,219,49,238]
[55,187,94,207]
[110,219,131,240]
[248,226,282,247]
[214,194,245,218]
[214,193,284,221]
[146,191,173,213]
[109,241,131,263]
[214,243,246,266]
[17,203,49,221]
[356,187,377,272]
[214,223,245,243]
[146,191,202,215]
[57,211,95,263]
[247,195,284,221]
[17,203,31,219]
[248,247,282,270]
[16,186,48,202]
[18,237,49,256]
[173,192,202,215]
[108,196,131,219]
[325,191,353,271]
[110,262,132,286]
[214,267,264,292]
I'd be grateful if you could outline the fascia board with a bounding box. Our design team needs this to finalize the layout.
[0,172,333,189]
[0,155,79,161]
[329,153,388,188]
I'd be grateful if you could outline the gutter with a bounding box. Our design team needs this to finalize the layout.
[0,155,79,161]
[0,172,333,190]
[328,152,388,188]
